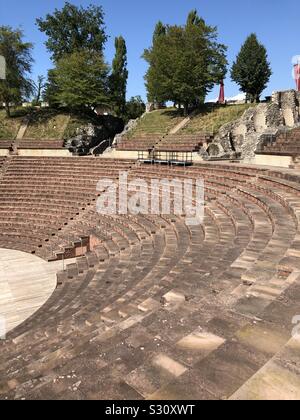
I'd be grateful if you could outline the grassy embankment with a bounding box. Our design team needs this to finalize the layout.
[182,104,254,135]
[128,108,186,138]
[0,107,104,140]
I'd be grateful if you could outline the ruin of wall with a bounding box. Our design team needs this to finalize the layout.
[210,90,300,161]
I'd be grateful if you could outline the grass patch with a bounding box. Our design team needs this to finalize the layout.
[182,103,254,135]
[1,107,122,142]
[0,109,24,139]
[128,108,186,138]
[24,109,71,139]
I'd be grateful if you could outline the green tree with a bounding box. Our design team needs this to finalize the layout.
[43,69,60,107]
[0,26,34,117]
[231,34,272,103]
[125,96,146,120]
[110,36,128,117]
[143,22,167,105]
[36,2,107,62]
[143,11,227,115]
[52,50,109,111]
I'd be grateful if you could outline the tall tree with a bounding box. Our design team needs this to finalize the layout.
[110,36,128,117]
[51,50,109,111]
[33,75,45,105]
[143,11,227,115]
[0,26,34,117]
[231,34,272,103]
[43,69,60,107]
[143,21,167,104]
[36,2,107,62]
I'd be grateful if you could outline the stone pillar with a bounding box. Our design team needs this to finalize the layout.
[272,90,299,126]
[272,91,281,106]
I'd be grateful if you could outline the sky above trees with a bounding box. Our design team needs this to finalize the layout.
[0,0,299,101]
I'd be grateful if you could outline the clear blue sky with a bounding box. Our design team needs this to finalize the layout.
[0,0,299,101]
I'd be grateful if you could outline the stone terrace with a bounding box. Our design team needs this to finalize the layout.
[257,127,300,158]
[17,139,65,150]
[0,158,300,400]
[116,134,160,151]
[155,134,213,152]
[116,133,213,154]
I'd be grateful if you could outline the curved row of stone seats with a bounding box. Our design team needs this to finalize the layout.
[0,156,7,168]
[257,127,300,156]
[130,162,300,307]
[0,160,300,399]
[0,211,169,376]
[155,133,213,152]
[116,134,161,151]
[0,157,134,258]
[0,140,13,150]
[116,133,213,154]
[18,139,65,149]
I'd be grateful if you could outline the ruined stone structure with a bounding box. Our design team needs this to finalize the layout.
[211,90,300,162]
[65,117,124,156]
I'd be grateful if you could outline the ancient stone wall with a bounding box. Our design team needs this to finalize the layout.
[272,90,300,126]
[65,116,124,156]
[210,90,300,161]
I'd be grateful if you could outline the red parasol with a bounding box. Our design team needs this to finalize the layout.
[218,80,225,104]
[294,64,300,92]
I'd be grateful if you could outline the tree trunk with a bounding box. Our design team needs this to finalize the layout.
[183,102,189,117]
[5,103,11,118]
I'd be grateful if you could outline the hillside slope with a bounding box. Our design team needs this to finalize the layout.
[128,108,186,138]
[0,110,24,139]
[24,110,70,139]
[182,104,254,135]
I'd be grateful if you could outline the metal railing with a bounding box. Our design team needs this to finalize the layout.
[90,138,112,156]
[138,150,193,166]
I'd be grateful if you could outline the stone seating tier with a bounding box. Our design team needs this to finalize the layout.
[0,158,300,400]
[18,139,65,149]
[257,127,300,156]
[116,133,213,153]
[0,140,13,149]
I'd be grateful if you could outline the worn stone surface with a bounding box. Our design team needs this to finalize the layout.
[0,159,300,400]
[209,90,300,161]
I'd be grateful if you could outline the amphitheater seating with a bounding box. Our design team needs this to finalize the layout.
[18,139,65,149]
[256,127,300,156]
[116,134,160,151]
[116,133,213,155]
[0,156,6,168]
[0,157,133,259]
[0,158,300,400]
[155,133,213,152]
[0,140,13,150]
[0,157,6,180]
